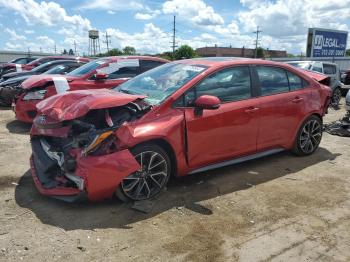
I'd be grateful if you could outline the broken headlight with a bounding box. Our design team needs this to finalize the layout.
[81,130,114,156]
[23,89,47,100]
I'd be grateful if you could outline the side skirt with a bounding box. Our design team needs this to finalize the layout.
[188,148,285,175]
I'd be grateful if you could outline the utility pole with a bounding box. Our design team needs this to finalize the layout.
[104,31,111,53]
[73,40,77,55]
[54,43,57,54]
[253,26,262,58]
[171,15,177,60]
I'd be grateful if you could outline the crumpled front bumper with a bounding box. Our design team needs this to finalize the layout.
[30,139,140,202]
[14,95,38,123]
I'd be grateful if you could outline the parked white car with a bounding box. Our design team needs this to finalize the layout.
[286,61,342,107]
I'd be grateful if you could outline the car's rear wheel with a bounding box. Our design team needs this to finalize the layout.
[292,115,323,156]
[116,144,171,202]
[331,87,342,107]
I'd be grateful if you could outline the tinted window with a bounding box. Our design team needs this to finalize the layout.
[108,66,139,79]
[11,58,28,64]
[287,71,305,91]
[44,65,69,74]
[67,59,109,76]
[323,64,336,75]
[140,60,165,73]
[257,66,289,96]
[312,66,323,73]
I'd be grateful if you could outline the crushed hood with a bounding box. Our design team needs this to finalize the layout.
[36,89,146,121]
[21,74,78,90]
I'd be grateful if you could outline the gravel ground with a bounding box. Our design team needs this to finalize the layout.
[0,100,349,262]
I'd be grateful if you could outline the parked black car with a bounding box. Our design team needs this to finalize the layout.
[0,60,86,107]
[0,57,37,77]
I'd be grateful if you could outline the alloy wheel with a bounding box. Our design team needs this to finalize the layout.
[121,151,168,201]
[331,88,342,107]
[299,119,322,154]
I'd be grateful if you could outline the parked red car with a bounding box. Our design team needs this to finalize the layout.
[30,58,331,202]
[0,57,37,77]
[22,56,90,71]
[14,56,168,123]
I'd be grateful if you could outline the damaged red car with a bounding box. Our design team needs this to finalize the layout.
[30,58,331,202]
[14,56,168,123]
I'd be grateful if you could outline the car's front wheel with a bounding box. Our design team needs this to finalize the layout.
[292,115,323,156]
[116,143,171,202]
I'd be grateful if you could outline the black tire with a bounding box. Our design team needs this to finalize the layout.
[331,87,342,107]
[292,115,323,156]
[116,143,171,202]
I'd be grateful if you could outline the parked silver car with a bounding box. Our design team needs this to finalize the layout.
[287,61,342,107]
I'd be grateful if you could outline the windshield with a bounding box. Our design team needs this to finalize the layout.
[31,62,55,73]
[288,62,311,70]
[115,62,208,105]
[44,64,67,74]
[67,59,108,76]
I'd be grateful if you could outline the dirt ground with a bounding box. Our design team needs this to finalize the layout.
[0,101,349,262]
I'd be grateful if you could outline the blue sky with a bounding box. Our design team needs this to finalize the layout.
[0,0,349,55]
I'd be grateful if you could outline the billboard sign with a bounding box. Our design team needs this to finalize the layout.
[307,28,348,58]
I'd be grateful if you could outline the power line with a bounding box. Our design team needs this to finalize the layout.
[253,26,262,58]
[73,40,77,55]
[103,31,111,52]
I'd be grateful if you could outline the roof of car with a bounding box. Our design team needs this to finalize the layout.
[101,56,169,63]
[175,57,284,67]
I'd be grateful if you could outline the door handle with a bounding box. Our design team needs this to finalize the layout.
[292,97,303,103]
[245,107,259,113]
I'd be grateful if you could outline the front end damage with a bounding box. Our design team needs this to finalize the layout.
[30,101,147,202]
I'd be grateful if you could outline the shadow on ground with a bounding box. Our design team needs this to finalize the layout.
[15,147,340,230]
[6,120,31,134]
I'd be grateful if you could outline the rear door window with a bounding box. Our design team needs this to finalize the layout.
[256,66,289,96]
[287,71,308,91]
[140,60,166,73]
[107,66,140,79]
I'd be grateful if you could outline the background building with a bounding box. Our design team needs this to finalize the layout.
[196,46,287,58]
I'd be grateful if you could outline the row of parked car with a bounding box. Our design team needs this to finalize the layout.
[0,55,168,122]
[0,55,337,203]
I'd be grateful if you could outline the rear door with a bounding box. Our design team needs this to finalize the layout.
[254,66,311,150]
[182,66,260,168]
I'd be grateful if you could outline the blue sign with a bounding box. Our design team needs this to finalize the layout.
[312,30,348,57]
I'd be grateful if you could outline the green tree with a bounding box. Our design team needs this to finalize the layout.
[108,48,123,56]
[346,49,350,56]
[122,46,136,55]
[68,49,74,56]
[174,45,197,60]
[256,47,264,58]
[62,49,67,55]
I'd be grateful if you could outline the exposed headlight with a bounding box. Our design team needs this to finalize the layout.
[23,90,47,100]
[82,130,114,156]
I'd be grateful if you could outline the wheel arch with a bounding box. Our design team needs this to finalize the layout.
[131,138,178,177]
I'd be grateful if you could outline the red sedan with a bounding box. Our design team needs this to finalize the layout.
[14,56,168,123]
[30,58,331,202]
[22,56,90,71]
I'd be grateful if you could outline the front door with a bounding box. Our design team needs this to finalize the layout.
[183,66,260,169]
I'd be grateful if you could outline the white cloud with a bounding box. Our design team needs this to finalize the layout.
[163,0,224,26]
[80,0,143,11]
[5,28,26,41]
[135,8,160,20]
[107,10,115,15]
[0,0,91,37]
[24,29,34,34]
